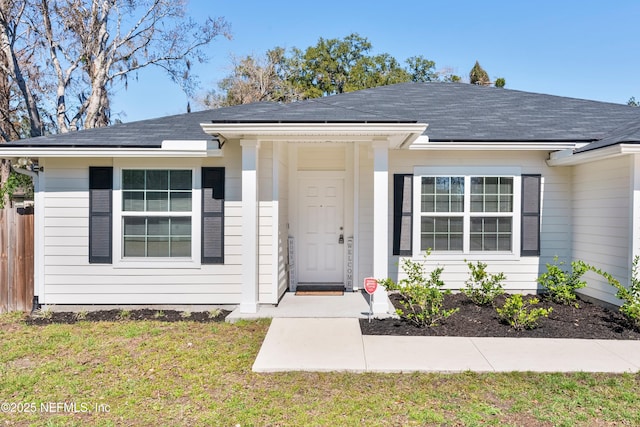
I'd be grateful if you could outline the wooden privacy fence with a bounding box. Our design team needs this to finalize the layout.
[0,207,34,313]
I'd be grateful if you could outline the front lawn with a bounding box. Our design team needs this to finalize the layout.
[1,312,639,426]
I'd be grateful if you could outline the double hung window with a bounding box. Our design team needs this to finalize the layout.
[417,172,517,254]
[89,166,225,266]
[121,169,192,258]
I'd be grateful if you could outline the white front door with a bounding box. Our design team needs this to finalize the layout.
[298,176,344,284]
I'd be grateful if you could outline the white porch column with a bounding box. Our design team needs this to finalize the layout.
[372,140,390,314]
[240,139,260,313]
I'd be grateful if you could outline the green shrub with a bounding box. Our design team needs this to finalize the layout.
[117,309,131,321]
[462,260,506,305]
[74,310,88,321]
[34,306,54,320]
[383,252,458,327]
[537,256,589,306]
[379,277,400,292]
[593,256,640,330]
[496,294,552,330]
[208,308,222,319]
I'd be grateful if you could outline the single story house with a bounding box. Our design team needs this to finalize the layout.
[2,82,640,313]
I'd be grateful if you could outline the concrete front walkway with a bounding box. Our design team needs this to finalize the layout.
[252,318,640,373]
[226,291,394,322]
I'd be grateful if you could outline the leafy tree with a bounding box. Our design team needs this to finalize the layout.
[494,77,506,88]
[207,33,411,104]
[211,34,461,106]
[469,60,490,86]
[405,55,439,82]
[628,96,639,107]
[288,33,374,98]
[210,34,507,106]
[345,53,410,91]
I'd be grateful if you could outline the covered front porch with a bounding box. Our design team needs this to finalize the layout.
[225,290,394,322]
[200,121,427,314]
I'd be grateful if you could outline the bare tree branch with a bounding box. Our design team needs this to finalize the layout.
[1,0,230,134]
[0,0,43,137]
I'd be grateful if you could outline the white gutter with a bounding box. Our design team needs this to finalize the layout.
[0,140,223,158]
[200,122,428,148]
[200,122,428,135]
[547,144,640,166]
[11,164,42,309]
[409,136,579,151]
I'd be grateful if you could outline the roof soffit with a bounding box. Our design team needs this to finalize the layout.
[200,122,428,148]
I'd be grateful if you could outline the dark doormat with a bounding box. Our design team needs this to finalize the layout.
[295,284,344,296]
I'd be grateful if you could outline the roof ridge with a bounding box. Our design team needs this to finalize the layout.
[4,82,640,148]
[307,95,413,122]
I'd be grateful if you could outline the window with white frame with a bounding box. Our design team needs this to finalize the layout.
[418,174,516,253]
[121,169,192,258]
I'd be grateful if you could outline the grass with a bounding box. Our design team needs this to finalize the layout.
[1,313,640,426]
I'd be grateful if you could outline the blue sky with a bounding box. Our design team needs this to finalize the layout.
[111,0,640,123]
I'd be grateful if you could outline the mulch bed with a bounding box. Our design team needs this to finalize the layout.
[26,308,231,325]
[360,293,640,340]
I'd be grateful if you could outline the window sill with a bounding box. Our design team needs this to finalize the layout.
[410,252,526,262]
[113,258,202,269]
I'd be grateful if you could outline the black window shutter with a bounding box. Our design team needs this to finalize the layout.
[521,174,541,256]
[89,167,113,264]
[393,174,413,256]
[202,167,225,264]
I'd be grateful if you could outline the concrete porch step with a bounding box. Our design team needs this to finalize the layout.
[225,291,395,322]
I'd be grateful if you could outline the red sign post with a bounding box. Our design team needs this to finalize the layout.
[363,277,378,322]
[364,277,378,294]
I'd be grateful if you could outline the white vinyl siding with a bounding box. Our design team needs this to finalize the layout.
[39,151,246,305]
[37,144,581,305]
[251,140,290,304]
[297,145,346,171]
[383,150,570,292]
[572,156,631,305]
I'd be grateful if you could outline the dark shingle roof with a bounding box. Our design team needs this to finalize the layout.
[2,108,215,148]
[3,82,640,147]
[291,83,640,142]
[576,117,640,152]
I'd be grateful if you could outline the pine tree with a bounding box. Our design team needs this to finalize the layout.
[469,61,490,86]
